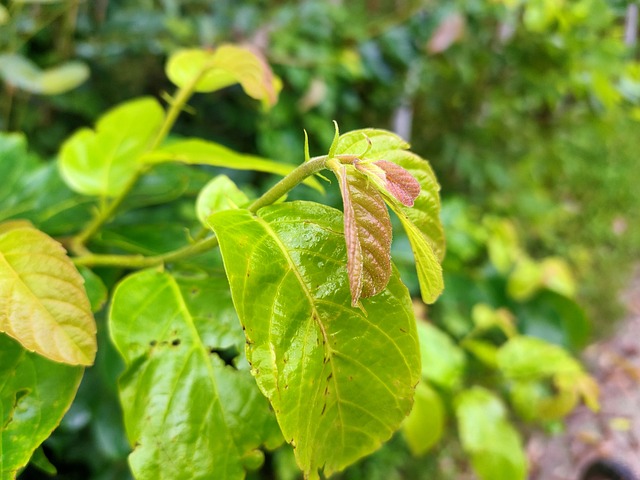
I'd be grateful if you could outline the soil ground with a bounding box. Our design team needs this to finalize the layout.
[527,272,640,479]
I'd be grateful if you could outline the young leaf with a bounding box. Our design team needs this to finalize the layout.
[333,129,444,304]
[166,45,280,108]
[196,175,250,226]
[0,221,96,365]
[208,202,421,479]
[0,335,84,478]
[332,163,392,305]
[455,387,527,480]
[142,138,323,192]
[336,129,445,260]
[355,160,421,207]
[58,97,165,198]
[389,206,443,304]
[109,270,282,480]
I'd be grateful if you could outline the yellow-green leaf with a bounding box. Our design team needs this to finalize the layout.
[0,221,96,365]
[166,45,280,108]
[143,138,323,192]
[58,97,165,198]
[0,54,89,95]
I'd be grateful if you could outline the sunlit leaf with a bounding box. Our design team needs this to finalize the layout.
[455,387,527,480]
[142,138,323,192]
[0,54,89,95]
[402,382,445,456]
[331,163,392,305]
[196,175,250,226]
[209,202,420,479]
[110,270,282,480]
[0,334,84,478]
[166,45,280,108]
[58,97,165,198]
[0,221,96,365]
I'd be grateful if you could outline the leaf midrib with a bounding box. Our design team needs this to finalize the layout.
[254,215,347,455]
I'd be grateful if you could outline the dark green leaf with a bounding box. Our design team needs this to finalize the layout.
[0,334,83,478]
[109,270,281,480]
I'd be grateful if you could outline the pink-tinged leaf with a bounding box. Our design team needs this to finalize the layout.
[334,164,392,306]
[427,13,466,54]
[372,160,421,207]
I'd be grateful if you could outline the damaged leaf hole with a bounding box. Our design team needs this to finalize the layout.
[208,345,239,367]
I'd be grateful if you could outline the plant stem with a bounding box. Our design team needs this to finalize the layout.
[71,68,209,252]
[73,155,330,269]
[73,235,220,269]
[248,155,328,213]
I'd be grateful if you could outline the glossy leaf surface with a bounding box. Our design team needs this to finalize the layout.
[455,387,526,480]
[59,97,165,198]
[0,221,96,365]
[209,202,420,479]
[0,334,83,478]
[142,138,322,192]
[166,45,280,107]
[109,270,282,480]
[332,163,392,305]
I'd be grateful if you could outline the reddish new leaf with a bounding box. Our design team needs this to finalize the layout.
[355,160,421,207]
[334,164,392,305]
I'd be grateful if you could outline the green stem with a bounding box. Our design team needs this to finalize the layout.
[73,235,219,269]
[71,67,209,252]
[73,155,330,269]
[248,155,328,212]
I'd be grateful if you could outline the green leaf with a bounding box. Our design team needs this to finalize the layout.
[58,97,165,198]
[0,54,89,95]
[196,175,250,226]
[208,202,421,479]
[1,334,84,478]
[142,138,323,192]
[109,270,282,480]
[0,221,96,366]
[392,208,444,304]
[331,163,392,305]
[0,134,95,234]
[166,45,280,108]
[402,382,445,456]
[497,335,582,380]
[334,129,444,303]
[455,387,527,480]
[77,266,108,313]
[417,321,466,390]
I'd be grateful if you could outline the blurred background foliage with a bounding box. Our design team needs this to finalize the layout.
[3,0,640,478]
